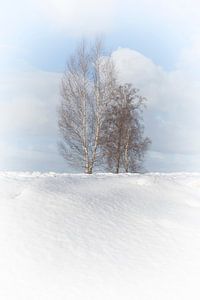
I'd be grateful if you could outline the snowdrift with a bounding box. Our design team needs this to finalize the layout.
[1,172,200,300]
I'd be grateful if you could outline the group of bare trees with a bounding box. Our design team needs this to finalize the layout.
[58,38,150,174]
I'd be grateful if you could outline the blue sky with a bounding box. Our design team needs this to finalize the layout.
[1,0,200,172]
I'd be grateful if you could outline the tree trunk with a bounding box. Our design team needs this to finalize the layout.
[87,163,93,174]
[116,163,120,174]
[124,130,130,172]
[115,121,123,174]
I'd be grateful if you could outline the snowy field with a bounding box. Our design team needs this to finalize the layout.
[1,172,200,300]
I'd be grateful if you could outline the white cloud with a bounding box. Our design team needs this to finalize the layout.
[112,46,200,170]
[1,0,200,39]
[0,140,66,172]
[177,36,200,75]
[0,70,61,136]
[36,0,117,34]
[0,0,117,39]
[34,0,200,37]
[123,0,200,31]
[0,69,64,171]
[112,48,166,105]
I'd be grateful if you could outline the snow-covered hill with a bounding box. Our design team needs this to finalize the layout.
[1,172,200,300]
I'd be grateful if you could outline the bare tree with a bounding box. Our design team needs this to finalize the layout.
[100,84,150,173]
[58,38,116,173]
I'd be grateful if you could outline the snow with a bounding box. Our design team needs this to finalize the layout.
[1,172,200,299]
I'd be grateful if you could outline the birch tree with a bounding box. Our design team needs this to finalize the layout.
[58,38,116,173]
[100,84,150,173]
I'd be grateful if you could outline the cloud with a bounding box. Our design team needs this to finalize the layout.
[112,46,200,170]
[37,0,117,35]
[0,140,67,172]
[177,36,200,75]
[123,0,200,30]
[0,69,65,171]
[0,70,61,136]
[2,0,200,40]
[112,48,166,105]
[0,0,117,39]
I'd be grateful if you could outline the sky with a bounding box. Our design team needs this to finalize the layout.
[1,0,200,172]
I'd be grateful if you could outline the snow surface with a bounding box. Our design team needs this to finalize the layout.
[1,172,200,300]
